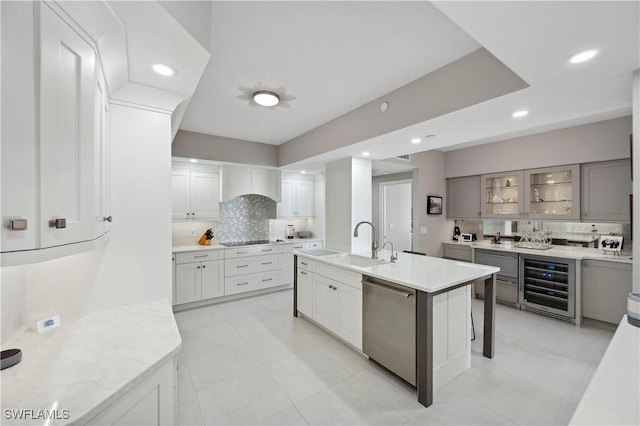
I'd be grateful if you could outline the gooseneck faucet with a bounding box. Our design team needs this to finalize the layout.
[353,221,379,259]
[382,241,398,263]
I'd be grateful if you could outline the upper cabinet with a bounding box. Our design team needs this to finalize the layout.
[524,164,580,220]
[172,165,220,220]
[481,171,524,219]
[581,159,631,222]
[446,175,481,219]
[221,165,281,202]
[479,165,580,220]
[278,174,315,218]
[1,2,110,264]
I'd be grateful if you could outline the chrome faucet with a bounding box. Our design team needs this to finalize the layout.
[353,221,379,259]
[382,241,398,263]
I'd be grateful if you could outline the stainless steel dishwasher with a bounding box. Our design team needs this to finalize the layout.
[362,276,416,386]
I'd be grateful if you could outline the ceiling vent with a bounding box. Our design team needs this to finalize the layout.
[395,154,411,161]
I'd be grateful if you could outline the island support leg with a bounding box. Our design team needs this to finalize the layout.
[293,255,298,317]
[416,290,433,407]
[483,273,496,358]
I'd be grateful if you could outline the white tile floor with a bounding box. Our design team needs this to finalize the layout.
[174,289,615,425]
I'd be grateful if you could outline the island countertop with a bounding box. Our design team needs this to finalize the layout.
[294,250,499,293]
[0,300,181,425]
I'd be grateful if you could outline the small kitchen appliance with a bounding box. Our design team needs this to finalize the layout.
[286,225,295,239]
[453,226,461,241]
[460,233,476,242]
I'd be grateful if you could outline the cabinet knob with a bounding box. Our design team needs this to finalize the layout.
[103,216,112,223]
[48,218,66,229]
[197,266,201,269]
[192,212,195,216]
[202,265,206,268]
[583,212,588,217]
[186,212,190,216]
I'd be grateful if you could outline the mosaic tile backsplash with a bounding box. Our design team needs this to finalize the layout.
[217,194,276,242]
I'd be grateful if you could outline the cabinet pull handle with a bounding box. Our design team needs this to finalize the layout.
[237,265,249,268]
[262,262,273,265]
[103,216,112,222]
[294,245,303,249]
[262,248,273,252]
[237,282,249,286]
[48,218,67,229]
[262,278,273,282]
[301,261,308,266]
[195,255,208,258]
[236,251,248,254]
[300,271,307,275]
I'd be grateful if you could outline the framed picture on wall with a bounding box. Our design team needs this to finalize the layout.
[427,196,443,215]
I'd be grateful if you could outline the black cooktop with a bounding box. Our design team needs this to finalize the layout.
[220,240,271,247]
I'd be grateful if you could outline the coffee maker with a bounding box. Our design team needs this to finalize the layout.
[453,226,461,241]
[286,225,295,239]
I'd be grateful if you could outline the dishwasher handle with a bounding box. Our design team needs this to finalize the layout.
[363,279,414,298]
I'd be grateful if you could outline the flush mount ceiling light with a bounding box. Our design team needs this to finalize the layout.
[411,138,422,144]
[361,151,371,157]
[512,110,529,118]
[238,82,296,110]
[189,159,198,163]
[300,170,307,174]
[570,49,598,64]
[152,63,176,76]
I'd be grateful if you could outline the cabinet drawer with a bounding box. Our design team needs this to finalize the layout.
[224,244,282,259]
[225,271,282,296]
[315,263,362,290]
[225,254,281,277]
[175,250,223,264]
[442,244,473,262]
[297,257,315,272]
[475,250,518,278]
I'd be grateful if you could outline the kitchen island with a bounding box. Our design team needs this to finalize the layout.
[293,250,499,408]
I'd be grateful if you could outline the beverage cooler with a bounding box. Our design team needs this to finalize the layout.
[519,254,575,320]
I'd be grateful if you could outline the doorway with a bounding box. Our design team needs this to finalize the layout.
[380,180,412,253]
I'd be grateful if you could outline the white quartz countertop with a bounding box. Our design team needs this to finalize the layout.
[569,316,640,425]
[295,250,499,293]
[172,238,322,253]
[0,300,182,425]
[443,240,633,264]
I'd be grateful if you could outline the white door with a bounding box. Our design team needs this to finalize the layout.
[312,275,335,330]
[171,171,191,219]
[335,283,362,349]
[278,179,295,217]
[191,172,219,219]
[297,269,313,316]
[295,180,314,216]
[175,263,202,304]
[380,181,412,253]
[201,260,224,300]
[40,3,97,248]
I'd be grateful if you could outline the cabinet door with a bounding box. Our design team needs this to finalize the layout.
[252,168,281,202]
[171,171,191,219]
[190,172,220,219]
[295,180,315,216]
[582,260,632,324]
[524,164,580,220]
[94,71,111,237]
[175,263,202,305]
[312,275,335,330]
[201,260,224,300]
[278,179,295,217]
[297,269,313,316]
[581,160,631,222]
[481,171,524,219]
[40,3,97,248]
[335,282,362,349]
[282,253,294,285]
[446,176,481,219]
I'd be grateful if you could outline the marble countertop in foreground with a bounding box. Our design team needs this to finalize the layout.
[0,300,181,425]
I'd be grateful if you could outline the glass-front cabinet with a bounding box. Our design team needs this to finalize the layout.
[481,165,580,220]
[481,171,524,218]
[524,164,580,220]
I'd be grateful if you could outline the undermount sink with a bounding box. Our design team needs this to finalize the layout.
[338,254,386,268]
[298,248,341,256]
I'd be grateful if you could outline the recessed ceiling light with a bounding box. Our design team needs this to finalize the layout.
[253,91,280,107]
[411,138,421,144]
[512,110,529,118]
[152,63,176,76]
[570,49,598,64]
[300,170,306,174]
[189,159,198,163]
[361,152,371,157]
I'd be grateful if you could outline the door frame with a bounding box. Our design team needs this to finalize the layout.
[379,179,413,252]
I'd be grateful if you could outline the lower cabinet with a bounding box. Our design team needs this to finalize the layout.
[582,260,632,324]
[297,257,362,349]
[86,357,176,425]
[282,240,324,286]
[174,250,224,305]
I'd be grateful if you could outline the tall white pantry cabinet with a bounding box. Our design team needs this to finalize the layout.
[1,2,111,265]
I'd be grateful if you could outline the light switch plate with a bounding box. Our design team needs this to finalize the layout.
[420,226,427,235]
[36,314,61,333]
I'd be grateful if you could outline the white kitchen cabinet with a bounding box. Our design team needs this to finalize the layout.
[223,244,284,296]
[582,260,632,324]
[172,170,219,220]
[175,263,203,305]
[446,175,481,219]
[174,250,225,305]
[335,281,363,348]
[581,159,632,222]
[313,274,336,330]
[2,2,110,264]
[297,268,313,316]
[221,165,281,202]
[201,259,225,300]
[278,175,315,217]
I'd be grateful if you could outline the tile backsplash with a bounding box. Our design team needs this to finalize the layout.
[216,194,275,242]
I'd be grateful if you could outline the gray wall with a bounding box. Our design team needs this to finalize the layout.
[278,48,528,167]
[172,130,279,167]
[444,116,632,178]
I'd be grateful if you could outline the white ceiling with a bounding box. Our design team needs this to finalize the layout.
[169,1,639,173]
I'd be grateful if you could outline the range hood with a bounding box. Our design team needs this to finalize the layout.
[220,165,281,203]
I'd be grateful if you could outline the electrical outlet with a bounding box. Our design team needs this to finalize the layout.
[36,314,61,333]
[190,229,196,236]
[420,226,427,235]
